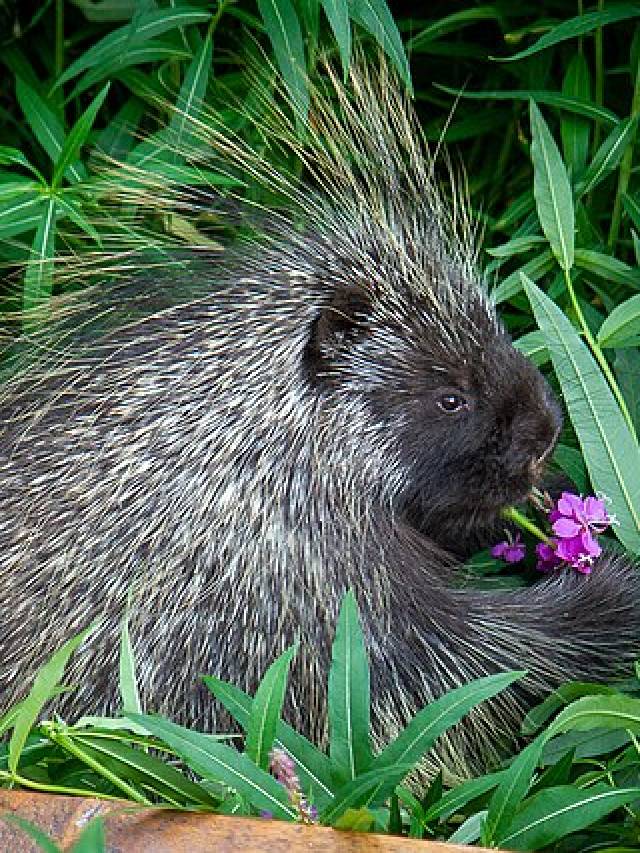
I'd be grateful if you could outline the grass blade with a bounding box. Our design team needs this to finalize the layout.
[246,644,297,771]
[521,273,640,553]
[530,99,575,271]
[328,590,372,788]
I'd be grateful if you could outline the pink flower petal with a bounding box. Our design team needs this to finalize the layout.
[552,517,581,538]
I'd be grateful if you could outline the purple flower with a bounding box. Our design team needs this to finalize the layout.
[549,492,611,573]
[260,810,273,819]
[535,540,562,572]
[491,533,526,563]
[269,748,300,794]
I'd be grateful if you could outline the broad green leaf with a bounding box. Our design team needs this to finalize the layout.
[522,683,616,736]
[328,590,372,788]
[15,78,85,183]
[574,248,640,290]
[448,810,487,844]
[561,54,590,174]
[548,693,640,738]
[0,192,45,239]
[576,116,639,199]
[348,0,412,92]
[492,249,554,304]
[55,7,210,88]
[502,5,640,62]
[130,714,297,820]
[321,0,351,79]
[407,6,504,50]
[168,31,213,153]
[246,644,297,771]
[371,671,523,803]
[8,624,96,773]
[435,85,618,124]
[597,294,640,348]
[119,611,141,716]
[52,83,110,189]
[71,818,106,853]
[521,273,640,553]
[422,771,505,823]
[23,196,57,311]
[616,348,640,435]
[530,100,574,271]
[483,740,544,846]
[541,727,630,765]
[71,733,218,806]
[202,675,334,808]
[258,0,309,121]
[486,235,546,258]
[319,764,412,824]
[513,330,549,367]
[500,784,640,850]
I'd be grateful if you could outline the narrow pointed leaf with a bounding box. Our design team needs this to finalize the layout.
[15,78,85,183]
[501,5,640,62]
[71,817,106,853]
[597,293,640,348]
[423,771,505,823]
[577,116,639,199]
[548,693,640,738]
[328,590,372,788]
[348,0,411,92]
[370,671,524,803]
[168,32,213,152]
[319,764,413,824]
[54,7,210,88]
[258,0,309,121]
[23,196,57,311]
[574,248,640,290]
[321,0,351,78]
[119,611,141,716]
[521,273,640,553]
[8,624,96,773]
[246,644,297,770]
[52,84,109,189]
[203,675,334,807]
[530,100,574,271]
[483,739,544,846]
[0,192,45,240]
[493,249,555,304]
[500,784,640,850]
[129,714,297,820]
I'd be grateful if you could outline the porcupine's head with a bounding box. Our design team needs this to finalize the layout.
[287,65,563,558]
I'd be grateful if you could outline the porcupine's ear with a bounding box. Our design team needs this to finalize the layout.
[305,282,373,378]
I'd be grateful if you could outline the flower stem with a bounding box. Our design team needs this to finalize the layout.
[500,506,552,545]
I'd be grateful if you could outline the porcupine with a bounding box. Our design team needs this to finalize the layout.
[0,63,639,780]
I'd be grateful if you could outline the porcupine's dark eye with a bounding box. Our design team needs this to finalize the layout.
[436,393,468,414]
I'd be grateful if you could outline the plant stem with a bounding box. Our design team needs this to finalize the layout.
[608,28,640,251]
[563,268,637,440]
[500,506,552,545]
[55,0,64,81]
[0,770,122,800]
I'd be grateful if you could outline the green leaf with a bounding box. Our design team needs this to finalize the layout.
[574,248,640,290]
[529,100,574,271]
[560,54,591,175]
[130,714,297,820]
[52,84,110,189]
[348,0,412,92]
[202,676,334,808]
[522,683,616,736]
[448,810,487,844]
[513,330,549,367]
[616,348,640,435]
[93,96,144,161]
[521,273,640,553]
[71,817,106,853]
[8,624,96,774]
[119,610,141,716]
[246,644,297,771]
[55,194,102,245]
[54,7,210,88]
[576,116,639,199]
[500,784,640,850]
[407,6,504,51]
[0,145,43,180]
[258,0,309,122]
[328,590,372,788]
[486,235,546,259]
[597,294,640,348]
[0,191,45,240]
[502,5,640,62]
[319,764,412,824]
[422,771,505,823]
[551,444,589,494]
[434,85,618,125]
[168,31,213,153]
[370,671,524,803]
[321,0,351,79]
[23,196,57,311]
[483,740,544,846]
[548,693,640,738]
[492,249,555,304]
[15,77,85,183]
